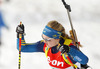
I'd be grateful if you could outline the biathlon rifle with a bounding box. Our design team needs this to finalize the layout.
[61,0,82,49]
[61,1,92,69]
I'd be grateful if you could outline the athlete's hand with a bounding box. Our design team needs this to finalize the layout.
[58,45,70,54]
[81,64,90,69]
[16,24,24,34]
[16,24,25,38]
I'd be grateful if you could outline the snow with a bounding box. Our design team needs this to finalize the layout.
[0,0,100,69]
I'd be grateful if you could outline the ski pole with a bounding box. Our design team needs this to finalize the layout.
[61,0,79,49]
[18,21,22,69]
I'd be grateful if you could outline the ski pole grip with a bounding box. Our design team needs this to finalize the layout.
[62,0,71,12]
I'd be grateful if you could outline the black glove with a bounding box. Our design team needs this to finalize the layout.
[81,64,90,69]
[16,24,24,34]
[58,45,70,54]
[16,24,24,38]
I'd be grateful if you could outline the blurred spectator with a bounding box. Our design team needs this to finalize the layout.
[0,0,9,45]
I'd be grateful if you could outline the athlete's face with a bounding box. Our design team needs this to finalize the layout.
[42,34,60,48]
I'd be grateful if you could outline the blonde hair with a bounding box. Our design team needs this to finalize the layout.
[47,20,82,48]
[47,20,71,39]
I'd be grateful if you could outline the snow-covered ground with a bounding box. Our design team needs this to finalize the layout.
[0,0,100,69]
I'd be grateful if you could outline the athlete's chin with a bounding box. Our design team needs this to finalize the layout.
[47,45,53,48]
[47,45,51,48]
